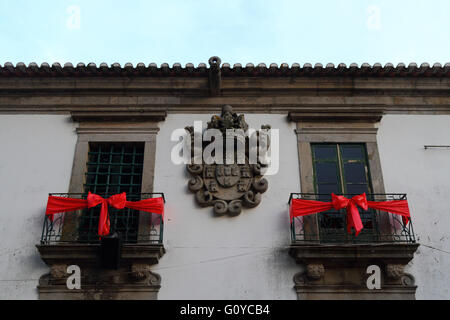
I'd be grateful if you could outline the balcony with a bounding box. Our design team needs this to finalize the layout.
[36,192,166,300]
[40,192,164,245]
[289,193,416,244]
[288,193,419,299]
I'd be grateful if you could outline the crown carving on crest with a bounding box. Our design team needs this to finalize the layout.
[207,105,249,133]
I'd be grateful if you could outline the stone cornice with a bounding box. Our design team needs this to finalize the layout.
[0,76,448,95]
[0,76,449,114]
[288,110,384,122]
[71,110,166,122]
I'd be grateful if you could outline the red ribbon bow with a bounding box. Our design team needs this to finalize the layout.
[45,192,165,237]
[331,193,368,236]
[289,193,411,236]
[86,192,127,236]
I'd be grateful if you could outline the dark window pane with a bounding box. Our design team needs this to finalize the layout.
[135,154,144,163]
[340,145,364,159]
[315,162,339,183]
[343,162,367,183]
[133,166,142,174]
[109,174,120,185]
[88,152,99,162]
[122,175,131,184]
[81,142,144,243]
[112,154,122,163]
[97,175,107,184]
[319,213,345,229]
[312,143,373,240]
[313,145,336,160]
[317,184,341,199]
[346,184,369,195]
[123,166,132,174]
[123,155,133,163]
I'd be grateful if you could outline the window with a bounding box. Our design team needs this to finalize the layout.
[78,142,145,242]
[311,143,377,242]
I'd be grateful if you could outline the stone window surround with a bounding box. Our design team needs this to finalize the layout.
[36,115,166,300]
[293,120,392,237]
[62,121,161,239]
[288,112,419,300]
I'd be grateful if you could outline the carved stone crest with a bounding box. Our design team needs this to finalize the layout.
[186,105,270,216]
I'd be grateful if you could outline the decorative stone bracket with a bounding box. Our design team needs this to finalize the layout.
[290,243,419,300]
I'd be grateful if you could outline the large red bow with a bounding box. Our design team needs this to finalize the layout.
[45,192,165,237]
[289,193,410,236]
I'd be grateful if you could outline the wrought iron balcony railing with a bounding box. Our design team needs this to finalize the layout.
[289,193,416,244]
[40,193,165,245]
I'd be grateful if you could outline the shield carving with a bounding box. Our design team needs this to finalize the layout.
[186,105,270,216]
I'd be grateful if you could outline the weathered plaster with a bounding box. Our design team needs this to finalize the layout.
[0,115,77,299]
[377,115,450,299]
[153,114,301,299]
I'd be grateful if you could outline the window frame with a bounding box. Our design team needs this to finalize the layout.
[61,121,160,242]
[78,142,146,243]
[310,142,380,241]
[311,143,374,196]
[294,120,392,241]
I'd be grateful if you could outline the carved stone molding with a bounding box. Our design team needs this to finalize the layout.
[186,105,270,216]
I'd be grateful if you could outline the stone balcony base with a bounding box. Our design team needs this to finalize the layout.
[290,243,419,300]
[36,243,165,300]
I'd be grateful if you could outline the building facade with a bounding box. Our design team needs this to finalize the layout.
[0,58,449,299]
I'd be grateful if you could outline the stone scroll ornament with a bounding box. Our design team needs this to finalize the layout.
[185,105,270,216]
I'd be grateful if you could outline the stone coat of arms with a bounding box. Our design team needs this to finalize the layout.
[185,105,270,216]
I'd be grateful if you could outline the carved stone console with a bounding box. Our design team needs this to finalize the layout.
[36,244,164,300]
[290,243,419,300]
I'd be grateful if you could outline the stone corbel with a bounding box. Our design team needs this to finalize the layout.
[306,263,325,280]
[130,263,161,286]
[386,264,415,286]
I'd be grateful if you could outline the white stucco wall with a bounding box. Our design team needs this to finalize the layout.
[377,115,450,299]
[0,115,77,299]
[1,112,448,300]
[154,114,301,299]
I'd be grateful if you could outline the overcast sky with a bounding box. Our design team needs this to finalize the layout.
[0,0,448,66]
